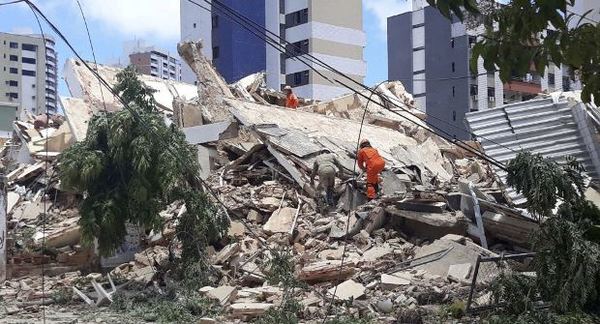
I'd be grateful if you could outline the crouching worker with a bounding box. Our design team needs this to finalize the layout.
[357,139,385,200]
[311,152,343,207]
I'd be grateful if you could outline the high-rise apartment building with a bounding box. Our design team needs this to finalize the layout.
[387,0,581,139]
[129,50,182,81]
[180,0,366,100]
[0,32,58,119]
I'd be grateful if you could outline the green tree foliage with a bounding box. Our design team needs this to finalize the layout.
[58,66,228,257]
[504,152,600,314]
[429,0,600,105]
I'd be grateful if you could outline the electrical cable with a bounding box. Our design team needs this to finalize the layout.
[203,0,517,157]
[187,0,509,170]
[0,0,24,6]
[13,5,506,323]
[75,0,108,112]
[322,80,387,322]
[14,1,287,267]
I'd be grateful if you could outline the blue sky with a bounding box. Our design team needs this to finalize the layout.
[0,0,413,96]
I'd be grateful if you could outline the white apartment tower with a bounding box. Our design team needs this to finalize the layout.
[180,0,366,100]
[0,32,58,119]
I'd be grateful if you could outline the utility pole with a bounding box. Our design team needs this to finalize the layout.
[0,176,6,282]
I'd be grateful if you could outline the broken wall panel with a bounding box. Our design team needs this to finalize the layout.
[466,94,600,204]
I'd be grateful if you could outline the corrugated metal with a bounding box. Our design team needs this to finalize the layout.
[466,97,598,205]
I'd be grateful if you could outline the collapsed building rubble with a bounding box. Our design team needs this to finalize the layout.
[1,41,580,322]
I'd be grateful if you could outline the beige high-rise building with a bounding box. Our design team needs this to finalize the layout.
[0,32,58,119]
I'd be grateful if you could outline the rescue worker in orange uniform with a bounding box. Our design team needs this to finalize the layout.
[284,85,299,109]
[357,139,385,199]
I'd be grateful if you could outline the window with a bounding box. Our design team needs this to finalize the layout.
[451,62,455,73]
[487,87,495,98]
[9,55,18,61]
[213,46,220,59]
[212,15,219,28]
[193,23,197,28]
[286,39,309,57]
[470,84,478,96]
[22,70,36,76]
[452,111,456,121]
[32,96,36,100]
[285,9,308,28]
[9,67,18,74]
[286,70,310,87]
[451,38,455,48]
[22,57,36,64]
[151,58,158,64]
[9,42,18,49]
[8,80,18,87]
[279,0,285,14]
[22,43,37,51]
[7,92,18,99]
[548,73,555,86]
[452,86,455,97]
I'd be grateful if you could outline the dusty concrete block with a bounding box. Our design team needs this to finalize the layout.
[230,303,273,317]
[247,210,262,223]
[214,243,241,265]
[447,263,472,283]
[362,246,394,262]
[263,207,296,234]
[228,221,246,238]
[327,279,365,301]
[381,274,410,290]
[207,286,237,305]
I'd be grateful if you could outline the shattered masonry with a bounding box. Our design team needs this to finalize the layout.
[2,40,600,322]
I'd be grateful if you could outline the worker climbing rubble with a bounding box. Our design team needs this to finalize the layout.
[357,139,386,200]
[284,85,299,109]
[311,151,343,208]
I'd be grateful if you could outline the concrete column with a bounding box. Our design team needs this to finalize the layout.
[540,68,549,92]
[494,71,504,107]
[265,0,281,90]
[477,57,488,110]
[554,64,563,92]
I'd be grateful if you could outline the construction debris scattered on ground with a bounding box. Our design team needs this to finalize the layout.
[3,41,600,323]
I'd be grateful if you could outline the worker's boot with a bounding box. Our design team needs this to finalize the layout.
[326,189,335,207]
[366,184,377,200]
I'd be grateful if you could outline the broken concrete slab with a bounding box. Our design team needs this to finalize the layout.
[361,246,394,262]
[228,221,246,238]
[230,303,273,318]
[413,237,499,284]
[183,121,238,145]
[481,211,538,247]
[214,243,241,265]
[207,286,237,305]
[297,260,357,283]
[447,263,472,284]
[263,207,296,234]
[386,207,467,240]
[397,200,447,213]
[380,274,410,290]
[7,192,20,214]
[327,279,365,301]
[60,97,93,142]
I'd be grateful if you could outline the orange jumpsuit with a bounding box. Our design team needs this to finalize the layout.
[358,147,385,199]
[286,93,299,109]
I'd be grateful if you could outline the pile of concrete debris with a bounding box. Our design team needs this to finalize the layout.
[1,41,546,322]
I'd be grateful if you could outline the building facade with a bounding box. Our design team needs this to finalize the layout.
[129,50,182,81]
[180,0,366,100]
[388,0,579,139]
[0,32,58,119]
